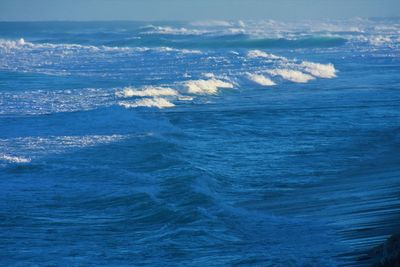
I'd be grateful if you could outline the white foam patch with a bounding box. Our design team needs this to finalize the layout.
[0,154,31,164]
[144,26,208,36]
[0,38,27,50]
[238,20,246,28]
[227,28,246,35]
[0,38,132,52]
[247,73,276,86]
[119,98,175,109]
[268,69,315,83]
[116,87,179,98]
[202,73,216,79]
[300,61,337,78]
[0,38,201,55]
[368,35,393,46]
[185,79,234,95]
[155,47,202,54]
[178,96,194,101]
[247,50,283,60]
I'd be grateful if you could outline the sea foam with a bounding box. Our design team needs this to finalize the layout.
[300,61,337,78]
[0,38,201,55]
[0,154,31,163]
[185,79,234,95]
[247,73,276,86]
[247,50,283,60]
[119,98,175,109]
[116,87,179,98]
[144,26,208,36]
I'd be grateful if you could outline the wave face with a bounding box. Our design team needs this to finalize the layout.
[1,19,400,267]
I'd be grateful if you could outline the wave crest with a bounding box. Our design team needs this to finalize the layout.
[267,69,315,83]
[247,50,283,60]
[119,98,175,109]
[0,154,31,164]
[247,73,276,86]
[116,87,179,98]
[300,61,337,78]
[185,79,235,95]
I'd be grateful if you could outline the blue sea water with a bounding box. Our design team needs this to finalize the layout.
[0,19,400,266]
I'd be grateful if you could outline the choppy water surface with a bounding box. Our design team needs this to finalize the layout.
[1,19,400,266]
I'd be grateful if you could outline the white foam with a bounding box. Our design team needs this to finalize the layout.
[227,28,246,35]
[155,46,202,54]
[268,69,315,83]
[119,98,175,109]
[0,38,27,50]
[238,20,246,28]
[0,154,31,163]
[247,50,283,60]
[247,73,276,86]
[300,61,337,78]
[0,39,201,55]
[202,73,216,79]
[185,79,234,95]
[116,87,179,98]
[368,35,393,46]
[178,96,194,101]
[0,38,140,54]
[144,26,208,35]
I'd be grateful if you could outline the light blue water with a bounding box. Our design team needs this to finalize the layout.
[0,19,400,266]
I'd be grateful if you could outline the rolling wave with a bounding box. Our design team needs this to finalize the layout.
[106,36,347,49]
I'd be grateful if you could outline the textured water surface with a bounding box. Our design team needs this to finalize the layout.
[0,19,400,266]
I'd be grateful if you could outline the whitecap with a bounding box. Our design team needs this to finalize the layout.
[116,87,179,98]
[0,39,201,55]
[185,79,234,95]
[247,73,276,86]
[0,154,31,164]
[300,61,337,78]
[119,98,175,109]
[178,96,194,101]
[155,47,202,54]
[267,69,315,83]
[202,73,216,79]
[247,50,283,60]
[143,26,209,36]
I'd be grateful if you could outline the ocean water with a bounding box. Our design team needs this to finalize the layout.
[0,18,400,266]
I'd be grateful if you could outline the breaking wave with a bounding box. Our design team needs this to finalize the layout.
[267,69,315,83]
[150,36,347,49]
[116,87,179,98]
[119,98,175,109]
[300,61,337,78]
[0,38,202,54]
[247,50,284,60]
[0,154,31,164]
[0,37,346,51]
[142,26,209,36]
[247,73,276,86]
[185,79,235,95]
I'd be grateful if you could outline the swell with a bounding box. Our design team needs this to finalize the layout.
[105,36,347,49]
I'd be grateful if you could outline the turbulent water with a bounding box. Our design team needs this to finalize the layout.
[1,18,400,266]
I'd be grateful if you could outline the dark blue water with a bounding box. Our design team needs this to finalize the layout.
[1,19,400,266]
